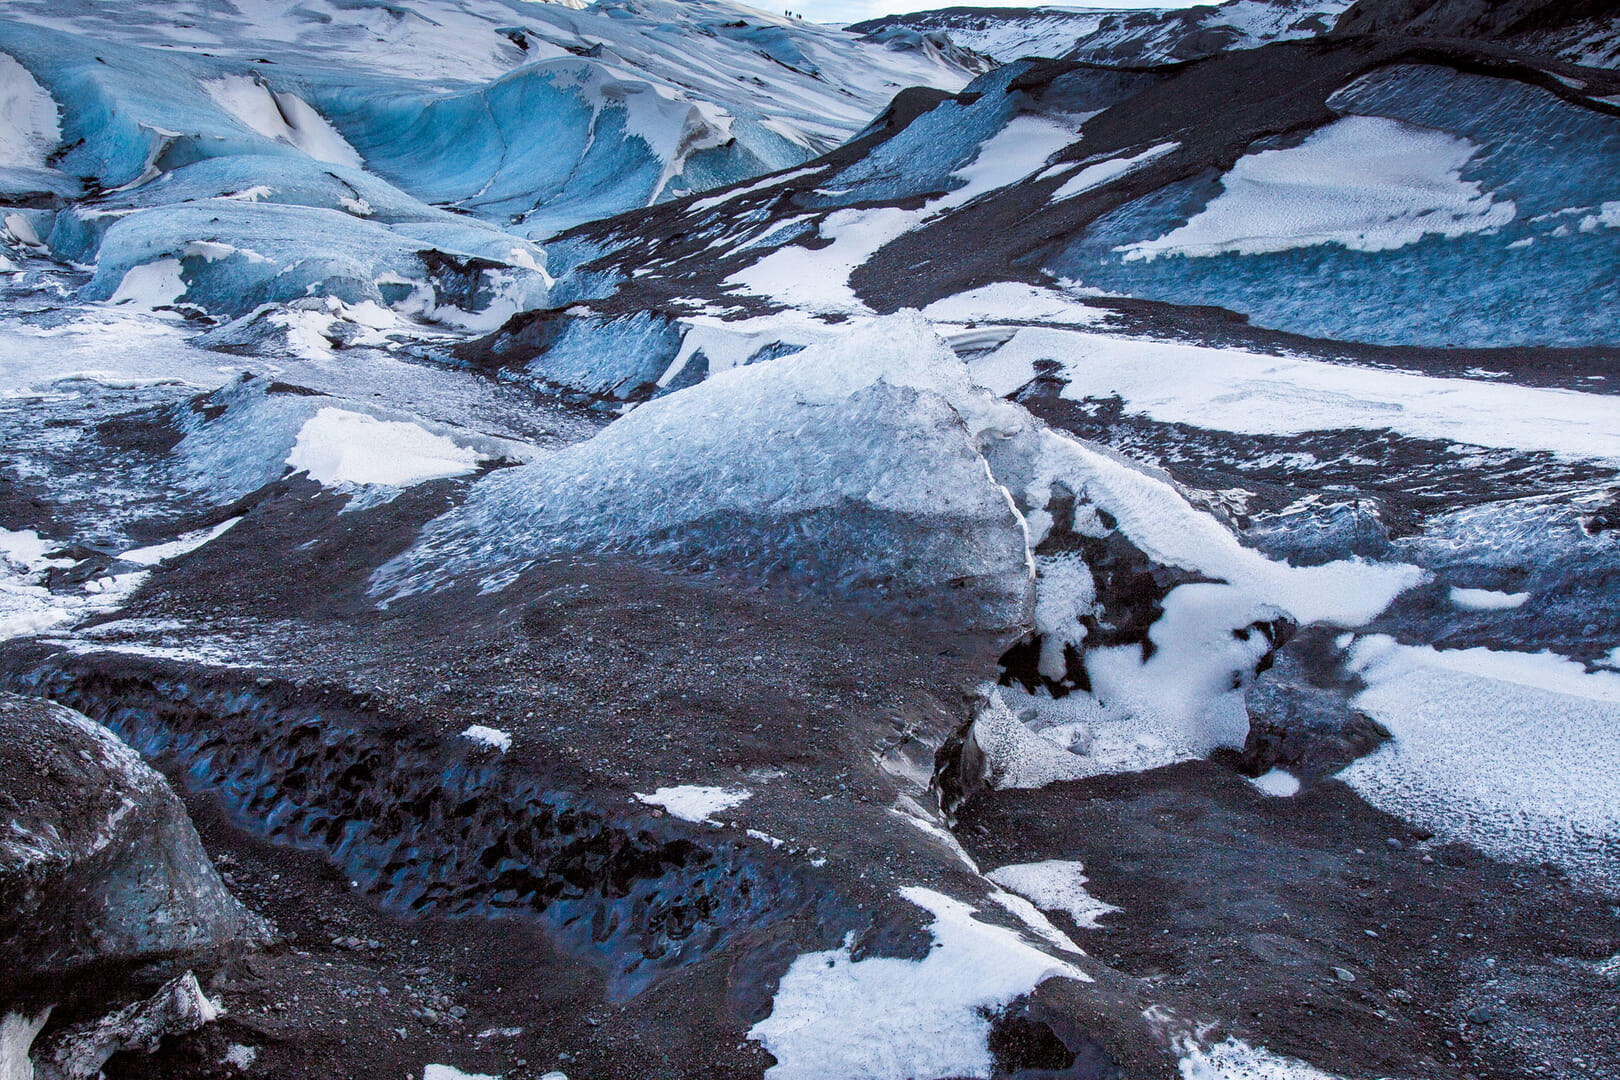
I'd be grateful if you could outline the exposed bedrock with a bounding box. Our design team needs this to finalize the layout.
[0,693,263,1008]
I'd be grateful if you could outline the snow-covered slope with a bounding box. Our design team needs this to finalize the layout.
[851,0,1353,64]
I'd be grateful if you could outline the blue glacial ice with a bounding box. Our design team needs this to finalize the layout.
[1052,66,1620,348]
[374,314,1039,629]
[0,0,980,320]
[809,62,1153,211]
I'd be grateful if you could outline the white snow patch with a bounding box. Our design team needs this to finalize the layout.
[1,527,149,641]
[968,328,1620,463]
[459,724,511,752]
[2,1010,52,1080]
[1031,554,1096,679]
[724,206,921,314]
[1248,768,1301,798]
[1577,201,1620,232]
[1120,116,1514,261]
[1449,586,1530,610]
[986,888,1087,955]
[688,165,825,213]
[203,75,363,168]
[749,886,1086,1080]
[223,1043,258,1069]
[920,283,1102,327]
[109,258,186,309]
[0,527,68,572]
[0,52,58,168]
[423,1067,499,1080]
[1051,142,1178,201]
[183,240,273,265]
[286,408,484,488]
[221,185,274,202]
[933,114,1077,212]
[119,518,240,566]
[1339,635,1620,889]
[725,117,1078,315]
[1180,1037,1346,1080]
[634,785,751,824]
[5,211,42,249]
[657,309,841,387]
[986,860,1120,929]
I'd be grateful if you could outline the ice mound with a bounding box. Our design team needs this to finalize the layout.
[313,60,756,238]
[375,314,1038,628]
[77,199,550,324]
[0,0,980,238]
[286,408,486,489]
[380,313,1424,758]
[0,23,555,321]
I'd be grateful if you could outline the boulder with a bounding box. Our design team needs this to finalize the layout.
[0,693,264,1007]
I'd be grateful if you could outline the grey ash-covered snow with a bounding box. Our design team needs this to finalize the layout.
[0,0,1618,1077]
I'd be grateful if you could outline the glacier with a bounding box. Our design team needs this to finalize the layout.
[0,0,981,327]
[2,2,1618,1079]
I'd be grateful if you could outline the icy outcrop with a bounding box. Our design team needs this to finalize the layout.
[77,200,551,323]
[0,693,262,996]
[0,0,981,326]
[377,315,1038,628]
[381,315,1422,757]
[44,972,221,1080]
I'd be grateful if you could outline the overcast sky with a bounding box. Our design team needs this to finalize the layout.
[786,0,1183,28]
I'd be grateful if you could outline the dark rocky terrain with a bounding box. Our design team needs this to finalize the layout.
[1,0,1617,1078]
